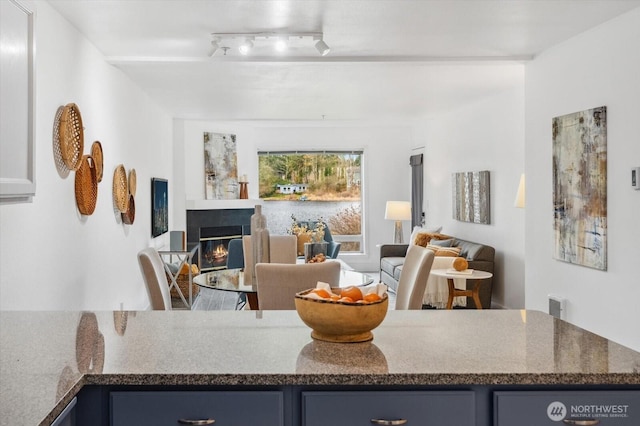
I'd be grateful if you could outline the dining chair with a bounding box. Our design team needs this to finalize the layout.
[224,238,247,309]
[137,247,172,310]
[226,238,244,269]
[394,245,435,310]
[255,261,341,310]
[242,235,297,266]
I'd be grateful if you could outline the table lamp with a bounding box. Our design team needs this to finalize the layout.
[385,201,411,244]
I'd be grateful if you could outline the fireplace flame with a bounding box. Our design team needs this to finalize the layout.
[204,243,228,265]
[214,244,228,257]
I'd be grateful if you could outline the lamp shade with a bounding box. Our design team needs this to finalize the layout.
[514,174,525,208]
[385,201,411,220]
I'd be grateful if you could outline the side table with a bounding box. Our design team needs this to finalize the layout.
[158,245,199,309]
[430,269,493,309]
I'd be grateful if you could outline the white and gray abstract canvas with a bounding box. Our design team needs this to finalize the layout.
[452,170,490,224]
[204,132,238,200]
[552,106,607,270]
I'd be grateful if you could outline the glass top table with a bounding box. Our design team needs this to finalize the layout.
[193,267,374,310]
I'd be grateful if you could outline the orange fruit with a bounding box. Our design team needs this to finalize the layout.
[338,296,354,303]
[363,293,382,303]
[340,286,363,302]
[329,294,341,301]
[452,257,469,271]
[311,288,331,299]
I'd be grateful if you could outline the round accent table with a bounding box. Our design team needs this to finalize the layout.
[429,269,493,309]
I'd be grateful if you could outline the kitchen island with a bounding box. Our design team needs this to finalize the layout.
[1,309,639,425]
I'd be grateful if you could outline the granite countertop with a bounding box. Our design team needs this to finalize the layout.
[1,309,639,425]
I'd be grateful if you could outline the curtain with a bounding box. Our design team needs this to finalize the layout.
[410,154,424,229]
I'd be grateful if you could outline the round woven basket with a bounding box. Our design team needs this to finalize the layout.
[128,168,137,197]
[91,141,104,182]
[113,164,129,213]
[121,194,135,225]
[75,155,98,215]
[59,103,84,171]
[52,106,71,177]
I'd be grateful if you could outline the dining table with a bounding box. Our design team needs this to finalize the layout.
[193,266,374,310]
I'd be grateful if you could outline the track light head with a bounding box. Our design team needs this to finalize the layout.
[274,37,288,52]
[239,38,254,55]
[315,39,330,56]
[208,40,219,57]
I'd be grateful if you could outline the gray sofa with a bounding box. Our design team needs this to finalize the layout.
[380,237,495,308]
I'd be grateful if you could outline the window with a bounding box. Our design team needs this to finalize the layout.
[258,151,363,253]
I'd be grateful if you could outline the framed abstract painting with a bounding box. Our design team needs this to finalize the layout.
[552,106,607,270]
[151,178,168,238]
[203,132,238,200]
[452,170,490,225]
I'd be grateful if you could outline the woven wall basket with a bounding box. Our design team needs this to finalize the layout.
[59,103,84,171]
[121,194,135,225]
[75,155,98,215]
[128,168,137,197]
[52,106,71,177]
[113,164,129,213]
[91,141,104,182]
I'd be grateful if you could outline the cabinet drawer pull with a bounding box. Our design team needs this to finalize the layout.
[562,420,599,425]
[370,419,408,425]
[177,419,215,425]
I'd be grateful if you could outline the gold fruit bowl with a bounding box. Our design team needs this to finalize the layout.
[294,288,389,343]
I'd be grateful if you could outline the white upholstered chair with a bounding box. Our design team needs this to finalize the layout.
[137,247,172,310]
[255,261,341,310]
[242,235,297,266]
[394,245,435,310]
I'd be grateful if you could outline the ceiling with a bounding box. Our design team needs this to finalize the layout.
[48,0,640,121]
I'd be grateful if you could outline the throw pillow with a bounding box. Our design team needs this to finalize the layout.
[413,232,452,247]
[429,238,454,247]
[425,245,462,257]
[409,225,443,245]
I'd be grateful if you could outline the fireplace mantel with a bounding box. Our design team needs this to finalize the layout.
[186,199,261,210]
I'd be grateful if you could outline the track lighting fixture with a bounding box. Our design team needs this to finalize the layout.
[208,32,330,57]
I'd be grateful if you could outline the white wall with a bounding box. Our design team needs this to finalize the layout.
[418,84,526,309]
[525,8,640,351]
[175,120,415,271]
[0,1,173,310]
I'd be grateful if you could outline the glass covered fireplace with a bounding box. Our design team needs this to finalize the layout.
[199,226,246,272]
[186,207,254,272]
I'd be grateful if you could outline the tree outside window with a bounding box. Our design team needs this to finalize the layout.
[258,151,363,252]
